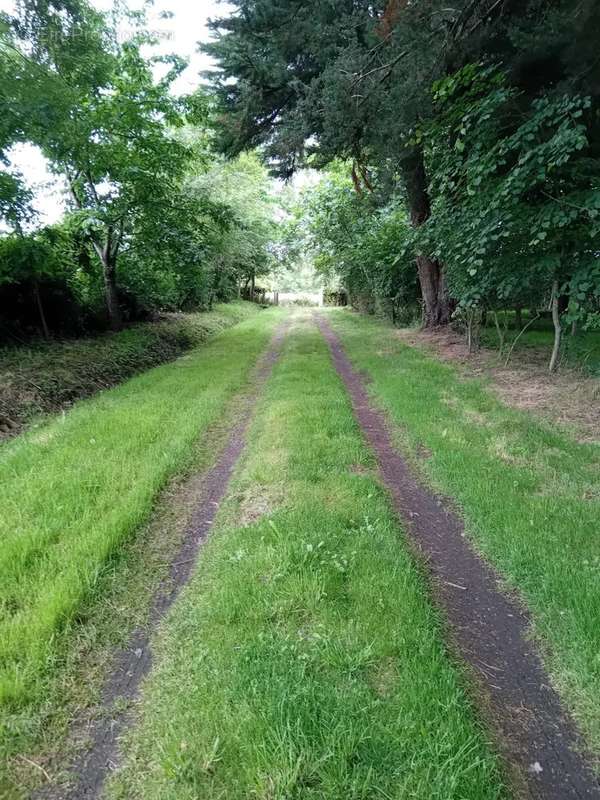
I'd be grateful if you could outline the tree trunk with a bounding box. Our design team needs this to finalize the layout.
[549,279,562,374]
[94,244,122,331]
[104,257,121,330]
[558,293,569,316]
[67,182,120,329]
[492,311,505,356]
[466,309,481,354]
[416,256,451,326]
[515,306,523,330]
[401,147,452,328]
[33,280,50,340]
[250,271,256,303]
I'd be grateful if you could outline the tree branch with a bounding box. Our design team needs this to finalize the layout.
[350,49,409,89]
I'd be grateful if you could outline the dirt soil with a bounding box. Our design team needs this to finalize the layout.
[398,328,600,444]
[35,321,289,800]
[317,314,600,800]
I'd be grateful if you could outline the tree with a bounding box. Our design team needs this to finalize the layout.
[203,1,494,325]
[4,1,199,329]
[188,151,277,300]
[1,1,286,336]
[204,0,600,328]
[0,15,38,230]
[61,44,193,328]
[418,65,600,370]
[292,162,417,320]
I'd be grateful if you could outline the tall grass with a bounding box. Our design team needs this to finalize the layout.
[0,309,281,709]
[330,309,600,757]
[109,315,505,800]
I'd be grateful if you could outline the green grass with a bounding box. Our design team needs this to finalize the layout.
[0,308,282,714]
[109,314,505,800]
[0,301,259,437]
[2,389,265,799]
[478,312,600,375]
[329,309,600,759]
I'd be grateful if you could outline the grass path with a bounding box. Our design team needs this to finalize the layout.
[4,307,598,799]
[29,319,291,800]
[108,313,505,800]
[317,312,599,800]
[0,309,283,771]
[327,309,600,765]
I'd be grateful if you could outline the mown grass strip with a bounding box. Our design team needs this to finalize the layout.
[328,309,600,759]
[109,314,505,800]
[0,301,259,439]
[0,309,282,712]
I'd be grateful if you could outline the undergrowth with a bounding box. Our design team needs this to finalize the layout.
[0,301,259,439]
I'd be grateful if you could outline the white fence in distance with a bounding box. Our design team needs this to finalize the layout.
[266,291,324,307]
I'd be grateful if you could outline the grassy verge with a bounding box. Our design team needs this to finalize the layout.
[0,309,281,719]
[328,309,600,760]
[0,301,259,440]
[109,314,505,800]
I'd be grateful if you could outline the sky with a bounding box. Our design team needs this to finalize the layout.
[1,0,231,225]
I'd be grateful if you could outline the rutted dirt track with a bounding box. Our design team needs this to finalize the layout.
[30,311,600,799]
[316,313,600,800]
[36,321,289,800]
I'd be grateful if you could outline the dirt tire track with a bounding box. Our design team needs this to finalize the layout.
[35,320,289,800]
[316,313,600,800]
